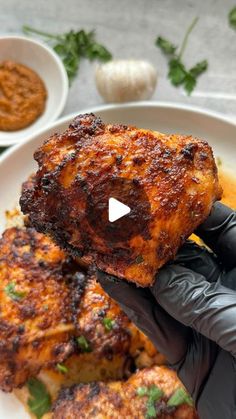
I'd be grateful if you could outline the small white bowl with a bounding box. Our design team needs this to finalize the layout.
[0,35,68,146]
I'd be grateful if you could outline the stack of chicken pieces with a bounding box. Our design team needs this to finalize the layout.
[0,114,221,418]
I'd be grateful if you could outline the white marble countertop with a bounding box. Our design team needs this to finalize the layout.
[1,0,236,121]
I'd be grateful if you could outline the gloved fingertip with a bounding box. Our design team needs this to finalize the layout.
[151,264,175,298]
[96,270,138,303]
[151,264,202,302]
[175,240,221,283]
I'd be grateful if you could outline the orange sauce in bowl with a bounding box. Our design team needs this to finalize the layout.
[0,60,47,131]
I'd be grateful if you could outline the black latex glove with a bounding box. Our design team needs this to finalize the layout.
[98,202,236,419]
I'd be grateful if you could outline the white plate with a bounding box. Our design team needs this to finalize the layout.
[0,35,68,147]
[0,101,235,419]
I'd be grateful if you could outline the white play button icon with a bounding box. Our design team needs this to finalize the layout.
[108,197,131,223]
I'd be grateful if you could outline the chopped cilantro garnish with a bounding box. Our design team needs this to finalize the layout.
[148,385,163,401]
[76,335,92,352]
[102,317,116,331]
[167,387,193,407]
[137,384,164,418]
[4,282,27,301]
[27,377,51,419]
[146,402,156,418]
[56,363,68,374]
[137,386,149,397]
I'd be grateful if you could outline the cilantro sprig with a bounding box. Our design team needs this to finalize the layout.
[27,378,51,419]
[155,17,208,95]
[4,282,27,301]
[229,7,236,29]
[23,25,112,84]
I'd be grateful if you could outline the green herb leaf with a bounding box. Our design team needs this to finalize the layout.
[137,385,163,418]
[167,387,193,407]
[183,72,196,95]
[56,363,68,374]
[62,54,80,82]
[53,43,67,55]
[146,402,156,418]
[148,385,164,402]
[27,378,51,419]
[102,317,116,331]
[77,335,92,352]
[137,386,148,397]
[168,59,186,86]
[84,42,112,61]
[155,36,177,55]
[229,7,236,29]
[22,26,112,83]
[155,18,207,95]
[4,282,27,301]
[190,60,208,77]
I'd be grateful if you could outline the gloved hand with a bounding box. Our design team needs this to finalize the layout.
[98,202,236,419]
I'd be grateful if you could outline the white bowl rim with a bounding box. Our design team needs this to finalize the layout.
[0,101,235,163]
[0,34,69,146]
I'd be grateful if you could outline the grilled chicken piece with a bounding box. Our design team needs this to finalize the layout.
[38,272,161,393]
[72,273,160,364]
[20,113,222,286]
[0,227,160,392]
[51,366,198,419]
[0,227,75,391]
[53,274,161,388]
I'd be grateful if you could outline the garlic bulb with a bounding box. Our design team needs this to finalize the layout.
[95,59,157,103]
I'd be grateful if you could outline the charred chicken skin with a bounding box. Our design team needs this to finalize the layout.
[0,227,159,392]
[20,113,221,286]
[43,273,161,392]
[0,227,74,391]
[51,366,198,419]
[73,273,159,363]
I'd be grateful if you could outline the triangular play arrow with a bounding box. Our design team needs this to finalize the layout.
[108,197,131,222]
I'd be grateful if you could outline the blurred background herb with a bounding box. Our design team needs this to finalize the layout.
[229,6,236,29]
[23,26,112,84]
[155,17,208,95]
